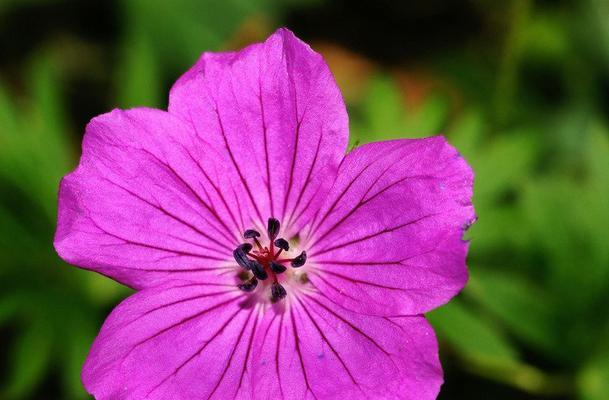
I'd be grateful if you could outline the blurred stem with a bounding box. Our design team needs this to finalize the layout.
[493,0,531,126]
[463,357,575,397]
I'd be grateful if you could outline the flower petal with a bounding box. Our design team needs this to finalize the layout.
[82,281,259,400]
[252,293,442,399]
[168,28,348,235]
[305,137,475,316]
[54,108,241,289]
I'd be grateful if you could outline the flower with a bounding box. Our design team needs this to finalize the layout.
[54,28,475,400]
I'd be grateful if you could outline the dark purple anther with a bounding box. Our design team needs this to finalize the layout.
[244,229,261,239]
[233,247,252,270]
[250,260,268,280]
[271,282,287,302]
[238,243,253,253]
[291,251,307,268]
[238,277,258,292]
[270,261,287,274]
[267,218,280,240]
[274,238,289,251]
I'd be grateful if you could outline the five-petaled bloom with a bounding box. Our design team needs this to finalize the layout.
[54,28,475,400]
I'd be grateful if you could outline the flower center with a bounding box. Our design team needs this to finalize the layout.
[233,218,307,302]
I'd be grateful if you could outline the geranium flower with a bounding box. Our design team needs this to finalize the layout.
[54,28,475,400]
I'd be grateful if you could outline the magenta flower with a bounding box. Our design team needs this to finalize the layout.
[54,28,474,399]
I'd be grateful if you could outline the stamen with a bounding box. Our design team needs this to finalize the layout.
[291,251,307,268]
[233,247,252,270]
[270,261,287,274]
[244,229,260,239]
[267,217,280,240]
[238,277,258,292]
[238,243,253,253]
[250,260,268,280]
[271,282,287,302]
[274,238,289,251]
[235,219,309,301]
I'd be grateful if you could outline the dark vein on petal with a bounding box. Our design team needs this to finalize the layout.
[184,148,242,239]
[212,105,264,225]
[261,313,278,347]
[230,183,246,235]
[310,213,438,257]
[235,311,260,398]
[130,295,240,358]
[290,308,319,400]
[294,296,360,387]
[145,304,243,397]
[281,41,301,223]
[142,266,232,273]
[310,162,396,245]
[122,288,234,329]
[282,116,302,224]
[165,233,229,257]
[316,269,412,293]
[100,176,232,253]
[275,312,286,398]
[308,273,361,303]
[305,142,404,241]
[306,161,373,239]
[313,259,403,266]
[291,177,325,237]
[137,147,235,244]
[303,295,391,358]
[207,308,255,400]
[90,219,227,262]
[314,173,438,246]
[258,77,274,218]
[285,130,322,230]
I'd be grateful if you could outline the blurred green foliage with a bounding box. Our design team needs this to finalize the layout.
[1,0,608,399]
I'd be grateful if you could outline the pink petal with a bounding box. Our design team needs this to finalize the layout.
[82,281,258,400]
[54,108,240,289]
[252,293,442,399]
[168,28,348,236]
[83,282,441,400]
[304,137,475,316]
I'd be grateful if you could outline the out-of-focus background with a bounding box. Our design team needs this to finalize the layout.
[0,0,608,399]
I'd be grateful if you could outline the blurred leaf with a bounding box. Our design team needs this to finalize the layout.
[0,53,70,220]
[578,343,609,400]
[470,132,539,205]
[522,176,607,309]
[0,50,115,400]
[446,107,485,159]
[465,268,559,356]
[61,317,97,399]
[358,74,406,141]
[115,31,163,108]
[121,0,275,68]
[2,319,53,399]
[351,74,449,145]
[428,299,519,365]
[0,294,19,325]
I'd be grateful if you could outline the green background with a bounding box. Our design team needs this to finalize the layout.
[1,0,608,399]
